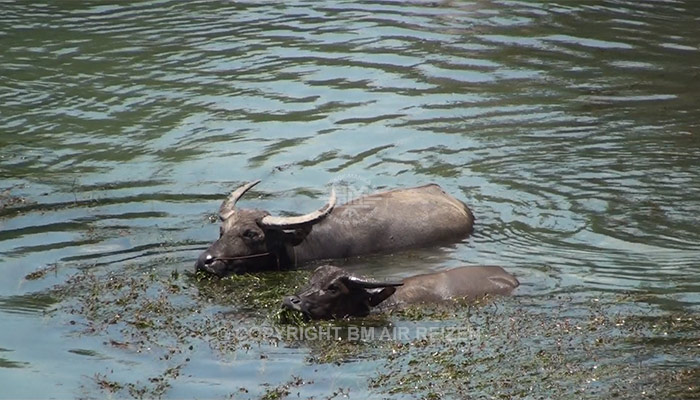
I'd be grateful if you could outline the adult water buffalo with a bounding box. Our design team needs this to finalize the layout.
[195,180,474,276]
[282,265,519,320]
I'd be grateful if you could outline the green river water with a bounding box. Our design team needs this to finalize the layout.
[1,1,698,399]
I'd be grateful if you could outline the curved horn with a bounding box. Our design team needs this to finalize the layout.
[219,179,261,221]
[344,276,404,289]
[259,187,336,230]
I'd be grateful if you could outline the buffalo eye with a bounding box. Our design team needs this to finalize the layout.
[326,283,339,293]
[243,229,260,240]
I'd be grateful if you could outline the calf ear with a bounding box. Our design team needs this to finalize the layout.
[339,277,402,307]
[338,276,403,307]
[368,287,397,307]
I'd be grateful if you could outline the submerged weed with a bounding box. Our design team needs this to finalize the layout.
[50,265,699,399]
[24,263,59,281]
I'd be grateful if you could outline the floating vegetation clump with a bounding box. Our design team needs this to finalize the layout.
[0,186,32,211]
[369,296,699,400]
[192,269,310,315]
[24,263,59,281]
[46,264,699,399]
[48,265,320,397]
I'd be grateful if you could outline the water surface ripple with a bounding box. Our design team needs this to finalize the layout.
[1,0,699,398]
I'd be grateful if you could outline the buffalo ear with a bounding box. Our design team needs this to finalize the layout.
[261,224,311,246]
[340,276,402,307]
[368,286,396,307]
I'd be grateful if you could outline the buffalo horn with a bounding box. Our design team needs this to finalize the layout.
[344,276,404,289]
[219,180,261,221]
[259,188,337,230]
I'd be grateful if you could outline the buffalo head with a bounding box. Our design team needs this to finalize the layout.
[282,265,403,319]
[195,180,336,276]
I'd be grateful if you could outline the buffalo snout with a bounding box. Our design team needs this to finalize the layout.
[283,295,302,310]
[194,253,228,277]
[282,295,310,318]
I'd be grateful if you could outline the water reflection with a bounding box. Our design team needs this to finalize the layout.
[1,0,699,397]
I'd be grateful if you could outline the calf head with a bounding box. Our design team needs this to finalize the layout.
[195,180,336,276]
[282,265,403,320]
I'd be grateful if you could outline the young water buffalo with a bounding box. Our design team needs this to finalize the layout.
[282,265,519,320]
[195,180,474,276]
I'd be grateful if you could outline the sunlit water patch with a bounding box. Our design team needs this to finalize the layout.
[1,0,699,398]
